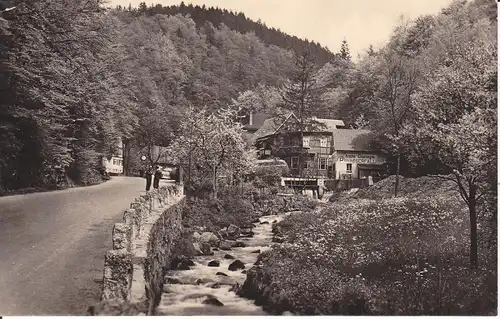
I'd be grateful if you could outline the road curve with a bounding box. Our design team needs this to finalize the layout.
[0,176,147,315]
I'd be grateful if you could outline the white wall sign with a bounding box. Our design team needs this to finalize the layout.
[338,154,376,163]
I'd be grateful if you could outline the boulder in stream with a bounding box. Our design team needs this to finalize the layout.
[193,242,214,255]
[164,276,183,285]
[170,256,195,270]
[232,241,246,248]
[226,224,241,240]
[228,260,245,271]
[251,249,261,254]
[200,232,220,246]
[192,231,201,242]
[208,260,220,267]
[219,240,233,251]
[260,221,269,225]
[223,254,235,260]
[216,272,228,276]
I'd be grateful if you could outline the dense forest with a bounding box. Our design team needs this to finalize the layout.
[0,0,496,198]
[118,1,337,65]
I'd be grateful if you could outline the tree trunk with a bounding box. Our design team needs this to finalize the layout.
[188,149,192,187]
[469,186,478,269]
[212,165,217,199]
[394,152,401,197]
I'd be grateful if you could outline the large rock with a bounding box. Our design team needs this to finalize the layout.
[193,242,213,256]
[223,254,235,260]
[170,256,195,270]
[208,260,220,267]
[226,224,240,240]
[192,231,201,242]
[164,276,183,285]
[232,241,246,248]
[240,226,253,234]
[200,232,220,246]
[202,296,224,306]
[228,260,245,271]
[219,240,233,251]
[192,242,203,255]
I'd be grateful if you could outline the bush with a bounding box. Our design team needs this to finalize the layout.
[257,196,496,315]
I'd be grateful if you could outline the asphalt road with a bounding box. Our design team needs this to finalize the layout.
[0,176,148,315]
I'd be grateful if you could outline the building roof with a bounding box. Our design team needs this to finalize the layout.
[313,118,345,131]
[253,113,296,140]
[244,113,268,131]
[332,129,375,152]
[254,113,345,140]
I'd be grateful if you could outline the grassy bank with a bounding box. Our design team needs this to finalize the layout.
[243,177,497,315]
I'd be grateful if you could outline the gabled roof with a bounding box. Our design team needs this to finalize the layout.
[313,118,345,130]
[254,113,345,140]
[332,129,375,152]
[254,113,298,140]
[244,113,267,131]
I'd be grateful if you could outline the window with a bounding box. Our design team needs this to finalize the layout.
[291,157,299,169]
[346,163,352,172]
[320,138,327,147]
[302,136,310,147]
[319,158,328,170]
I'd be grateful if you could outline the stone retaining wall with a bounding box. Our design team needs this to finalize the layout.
[96,183,185,315]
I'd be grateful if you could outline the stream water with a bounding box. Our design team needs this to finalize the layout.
[155,214,285,315]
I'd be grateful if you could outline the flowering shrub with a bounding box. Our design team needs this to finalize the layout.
[259,196,496,315]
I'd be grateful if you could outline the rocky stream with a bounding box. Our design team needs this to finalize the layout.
[154,213,289,315]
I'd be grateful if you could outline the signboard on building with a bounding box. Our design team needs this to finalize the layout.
[338,154,377,164]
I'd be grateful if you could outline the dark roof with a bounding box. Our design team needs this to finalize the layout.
[253,113,297,140]
[244,113,267,131]
[313,118,345,130]
[333,129,375,151]
[254,113,346,140]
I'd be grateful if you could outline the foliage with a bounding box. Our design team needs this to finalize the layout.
[259,195,496,315]
[117,2,336,65]
[168,106,253,198]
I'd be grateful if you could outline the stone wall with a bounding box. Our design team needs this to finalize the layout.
[94,183,185,315]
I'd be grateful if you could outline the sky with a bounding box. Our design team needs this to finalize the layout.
[107,0,455,60]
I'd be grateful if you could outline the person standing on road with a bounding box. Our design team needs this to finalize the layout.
[153,165,162,189]
[145,166,153,191]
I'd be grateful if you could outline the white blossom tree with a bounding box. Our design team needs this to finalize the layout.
[169,106,253,198]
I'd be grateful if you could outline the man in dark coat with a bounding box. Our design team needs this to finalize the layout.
[145,166,153,191]
[153,165,162,189]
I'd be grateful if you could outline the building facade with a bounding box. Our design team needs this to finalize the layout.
[254,114,386,180]
[330,129,386,180]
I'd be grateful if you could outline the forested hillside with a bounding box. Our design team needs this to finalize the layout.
[118,1,337,65]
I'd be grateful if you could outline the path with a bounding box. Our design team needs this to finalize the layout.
[0,176,149,315]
